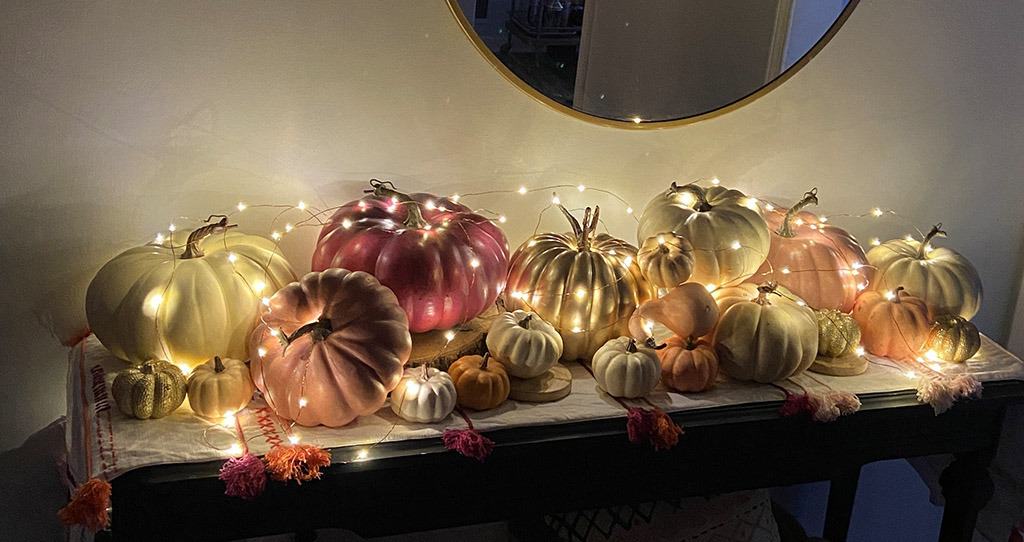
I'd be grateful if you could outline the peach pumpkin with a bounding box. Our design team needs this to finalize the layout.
[628,282,719,341]
[658,336,719,392]
[249,269,412,427]
[852,287,931,361]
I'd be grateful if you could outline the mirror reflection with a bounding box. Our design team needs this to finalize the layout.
[453,0,852,123]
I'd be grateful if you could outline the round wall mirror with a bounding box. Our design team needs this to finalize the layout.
[447,0,857,128]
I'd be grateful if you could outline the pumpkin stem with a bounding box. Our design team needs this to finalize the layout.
[644,337,667,350]
[684,336,698,350]
[480,353,491,370]
[755,282,779,306]
[517,313,533,329]
[670,182,712,212]
[214,356,224,373]
[365,179,430,229]
[401,201,429,229]
[778,188,818,238]
[557,203,587,250]
[916,223,947,259]
[626,338,639,353]
[892,286,905,303]
[140,362,156,375]
[280,315,334,351]
[180,216,238,259]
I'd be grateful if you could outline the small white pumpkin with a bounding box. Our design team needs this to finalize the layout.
[637,233,696,289]
[390,366,457,423]
[486,310,563,379]
[592,337,660,399]
[186,356,255,419]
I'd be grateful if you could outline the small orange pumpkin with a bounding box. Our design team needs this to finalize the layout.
[448,353,510,410]
[853,287,931,361]
[658,336,719,392]
[629,282,719,341]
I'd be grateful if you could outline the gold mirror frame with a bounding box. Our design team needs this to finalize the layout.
[445,0,859,129]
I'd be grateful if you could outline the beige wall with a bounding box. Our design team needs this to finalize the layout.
[1,0,1022,450]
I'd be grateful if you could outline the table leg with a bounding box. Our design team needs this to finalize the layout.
[824,466,862,542]
[939,450,996,542]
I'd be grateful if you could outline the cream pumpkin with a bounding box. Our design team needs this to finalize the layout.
[712,284,818,382]
[486,309,563,379]
[86,218,296,369]
[592,337,660,398]
[637,233,695,289]
[186,356,254,419]
[637,182,770,288]
[867,224,982,319]
[390,366,457,423]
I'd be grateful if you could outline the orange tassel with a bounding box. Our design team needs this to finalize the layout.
[58,478,111,532]
[265,444,331,484]
[649,408,684,451]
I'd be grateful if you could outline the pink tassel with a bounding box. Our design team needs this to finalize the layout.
[626,407,654,444]
[219,452,266,500]
[626,407,683,451]
[443,428,494,462]
[779,392,815,417]
[917,376,956,415]
[810,391,861,423]
[57,478,111,532]
[950,373,982,400]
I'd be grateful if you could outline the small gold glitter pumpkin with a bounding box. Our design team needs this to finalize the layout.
[816,309,861,358]
[925,314,981,363]
[112,360,186,419]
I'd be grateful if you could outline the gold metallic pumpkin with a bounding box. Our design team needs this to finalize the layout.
[925,314,981,363]
[505,205,655,361]
[112,360,187,419]
[816,309,861,358]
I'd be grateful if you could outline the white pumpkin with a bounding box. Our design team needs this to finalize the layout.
[486,310,563,378]
[390,366,457,423]
[86,219,296,369]
[637,182,769,288]
[592,337,660,399]
[712,284,818,383]
[186,356,255,419]
[867,224,982,319]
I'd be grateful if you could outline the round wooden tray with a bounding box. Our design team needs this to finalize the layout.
[809,352,867,376]
[406,307,498,371]
[509,364,573,403]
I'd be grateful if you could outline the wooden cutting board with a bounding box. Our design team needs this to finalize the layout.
[406,307,499,370]
[509,364,573,403]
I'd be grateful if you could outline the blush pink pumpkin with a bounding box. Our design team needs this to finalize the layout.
[756,188,871,312]
[249,268,412,427]
[312,179,510,333]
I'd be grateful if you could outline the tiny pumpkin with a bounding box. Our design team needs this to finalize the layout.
[390,366,457,423]
[448,353,510,410]
[816,309,862,358]
[637,233,696,289]
[852,287,931,361]
[112,360,187,419]
[629,282,719,341]
[186,356,254,419]
[925,314,981,363]
[592,337,661,398]
[658,336,718,392]
[486,309,563,379]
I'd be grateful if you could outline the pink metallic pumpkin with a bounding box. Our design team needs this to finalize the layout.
[312,180,510,333]
[756,188,871,312]
[249,268,412,427]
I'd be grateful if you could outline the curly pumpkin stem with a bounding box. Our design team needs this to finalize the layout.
[280,315,334,351]
[181,215,237,259]
[644,337,667,350]
[917,223,947,259]
[557,203,601,251]
[778,188,818,238]
[669,182,712,212]
[365,179,429,229]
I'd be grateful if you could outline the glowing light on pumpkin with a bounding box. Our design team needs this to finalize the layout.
[622,256,633,268]
[154,233,165,244]
[271,231,282,241]
[705,283,717,292]
[743,198,759,211]
[518,186,528,194]
[168,223,177,232]
[510,291,526,299]
[571,326,583,333]
[780,267,791,274]
[257,347,267,358]
[626,207,634,214]
[298,397,308,408]
[451,194,461,203]
[227,253,238,263]
[444,330,457,342]
[794,218,805,226]
[711,177,721,185]
[177,363,191,376]
[237,202,247,212]
[297,201,307,211]
[925,350,939,362]
[872,207,884,217]
[819,216,828,223]
[222,410,236,428]
[904,234,915,242]
[855,346,866,356]
[498,215,507,223]
[730,240,742,250]
[285,223,294,233]
[884,290,895,300]
[425,200,436,210]
[262,297,271,307]
[632,116,642,124]
[252,281,266,293]
[870,238,881,246]
[469,258,480,268]
[577,184,586,192]
[676,191,697,207]
[147,293,164,310]
[341,218,352,229]
[765,203,775,212]
[575,288,586,299]
[551,195,561,205]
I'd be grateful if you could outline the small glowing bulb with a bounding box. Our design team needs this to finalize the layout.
[930,363,942,372]
[744,198,759,211]
[288,434,300,445]
[730,240,741,250]
[796,300,807,307]
[622,256,633,268]
[643,320,654,334]
[710,177,721,185]
[518,186,528,195]
[571,326,583,333]
[341,218,353,229]
[425,200,436,210]
[676,192,697,207]
[575,184,585,193]
[819,216,828,223]
[469,258,480,268]
[780,267,791,275]
[450,194,461,203]
[884,290,895,301]
[904,234,916,243]
[148,294,164,310]
[905,370,917,379]
[551,195,561,205]
[298,397,308,408]
[227,443,243,455]
[297,201,307,210]
[705,283,717,292]
[154,233,165,244]
[925,350,939,362]
[857,282,868,291]
[237,202,247,212]
[527,240,537,247]
[271,231,282,240]
[632,116,642,124]
[227,252,238,263]
[764,203,775,212]
[257,347,267,358]
[358,200,367,209]
[794,218,805,226]
[575,287,586,299]
[870,237,881,246]
[496,215,506,224]
[444,330,456,342]
[855,346,866,356]
[356,448,369,460]
[657,235,666,245]
[852,262,864,270]
[284,223,294,233]
[252,280,266,293]
[168,223,177,232]
[625,207,633,214]
[871,207,884,217]
[262,297,271,307]
[177,363,191,376]
[510,291,525,300]
[923,243,933,254]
